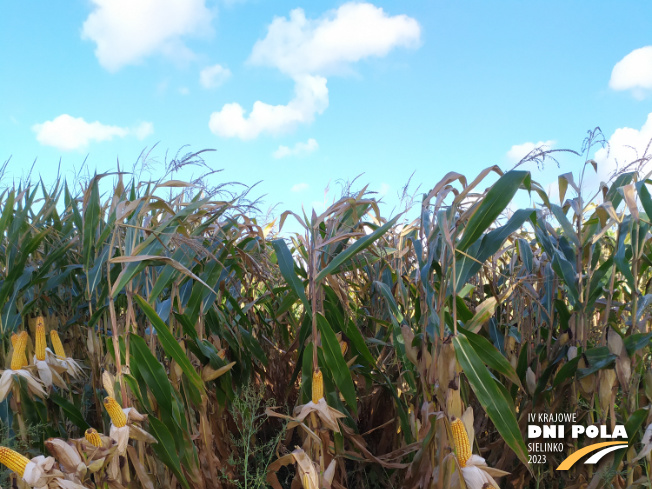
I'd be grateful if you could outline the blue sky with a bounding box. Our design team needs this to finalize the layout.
[1,1,652,221]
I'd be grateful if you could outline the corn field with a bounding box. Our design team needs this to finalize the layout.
[1,141,652,489]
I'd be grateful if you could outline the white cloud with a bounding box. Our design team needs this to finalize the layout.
[133,122,154,140]
[209,3,419,140]
[378,182,390,197]
[506,140,556,163]
[209,75,328,139]
[249,3,421,77]
[291,183,309,192]
[609,47,652,99]
[273,138,318,159]
[594,113,652,181]
[81,0,213,72]
[33,115,153,151]
[200,64,232,89]
[179,87,190,95]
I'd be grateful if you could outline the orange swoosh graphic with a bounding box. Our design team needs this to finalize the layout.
[556,442,627,470]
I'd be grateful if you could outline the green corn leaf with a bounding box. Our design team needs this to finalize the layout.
[453,333,530,471]
[134,294,205,394]
[317,313,357,415]
[315,215,399,283]
[272,239,311,313]
[459,327,522,389]
[457,171,530,252]
[148,417,191,489]
[130,333,173,417]
[50,393,90,431]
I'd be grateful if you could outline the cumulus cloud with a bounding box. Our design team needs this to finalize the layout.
[506,140,556,163]
[249,3,421,77]
[273,138,318,159]
[291,183,309,192]
[609,47,652,99]
[209,75,328,139]
[210,3,420,140]
[594,113,652,181]
[200,64,232,89]
[81,0,213,71]
[33,115,153,151]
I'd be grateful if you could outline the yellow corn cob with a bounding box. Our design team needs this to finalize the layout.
[11,333,18,347]
[451,418,471,467]
[302,472,311,489]
[10,331,28,370]
[339,340,348,356]
[50,330,66,358]
[312,370,323,404]
[0,446,30,477]
[20,331,29,368]
[103,397,127,428]
[85,428,102,447]
[35,322,46,361]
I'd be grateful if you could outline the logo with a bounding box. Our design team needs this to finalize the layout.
[527,413,628,470]
[556,442,628,470]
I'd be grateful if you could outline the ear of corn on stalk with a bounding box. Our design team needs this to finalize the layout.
[35,321,46,361]
[312,370,323,404]
[451,418,471,468]
[85,428,102,447]
[104,397,127,428]
[19,331,28,368]
[0,446,30,477]
[50,330,66,358]
[11,331,28,370]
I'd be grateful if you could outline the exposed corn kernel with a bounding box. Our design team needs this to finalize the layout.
[103,397,127,428]
[0,446,30,477]
[312,369,323,404]
[451,418,471,467]
[35,321,46,361]
[19,331,28,368]
[85,428,102,447]
[50,330,66,358]
[10,331,27,370]
[10,334,27,368]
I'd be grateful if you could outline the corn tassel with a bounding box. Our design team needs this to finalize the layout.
[451,418,471,467]
[312,370,323,404]
[103,397,127,428]
[35,321,46,361]
[0,446,30,477]
[85,428,102,447]
[50,330,66,358]
[11,331,28,370]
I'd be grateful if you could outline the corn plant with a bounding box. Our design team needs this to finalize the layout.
[0,142,651,488]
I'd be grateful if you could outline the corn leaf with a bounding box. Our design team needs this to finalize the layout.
[453,333,530,471]
[134,294,205,394]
